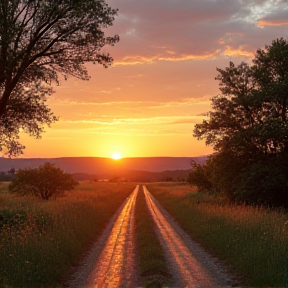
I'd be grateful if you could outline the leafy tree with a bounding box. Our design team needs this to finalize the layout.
[9,162,79,200]
[193,38,288,206]
[1,82,57,155]
[0,0,119,155]
[234,159,288,206]
[187,160,212,192]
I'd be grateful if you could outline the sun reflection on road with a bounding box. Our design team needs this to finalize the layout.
[86,186,139,288]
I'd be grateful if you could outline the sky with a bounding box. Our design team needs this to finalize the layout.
[19,0,288,158]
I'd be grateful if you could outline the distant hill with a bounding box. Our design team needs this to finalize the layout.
[73,169,191,182]
[0,156,208,175]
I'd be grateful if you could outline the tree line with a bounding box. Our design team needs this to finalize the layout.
[188,38,288,207]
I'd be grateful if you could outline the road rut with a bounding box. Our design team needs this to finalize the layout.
[68,185,140,288]
[143,185,235,288]
[69,185,237,288]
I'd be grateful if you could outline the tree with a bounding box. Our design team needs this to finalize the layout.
[0,0,119,155]
[187,160,212,192]
[234,159,288,206]
[9,162,79,200]
[195,38,288,157]
[1,82,57,155]
[193,38,288,206]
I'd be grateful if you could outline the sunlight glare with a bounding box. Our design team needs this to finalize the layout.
[111,153,122,160]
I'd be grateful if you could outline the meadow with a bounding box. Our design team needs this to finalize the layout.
[0,181,135,288]
[147,182,288,287]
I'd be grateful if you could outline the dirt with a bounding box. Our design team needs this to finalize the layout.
[67,186,140,288]
[143,185,239,288]
[66,185,239,288]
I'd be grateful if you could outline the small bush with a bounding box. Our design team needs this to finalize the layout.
[9,162,78,200]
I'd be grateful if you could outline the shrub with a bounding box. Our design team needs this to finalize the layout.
[187,160,212,192]
[9,162,78,200]
[234,160,288,206]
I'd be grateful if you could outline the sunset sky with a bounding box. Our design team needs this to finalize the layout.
[19,0,288,158]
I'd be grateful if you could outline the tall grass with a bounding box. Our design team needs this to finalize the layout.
[147,182,288,287]
[0,182,9,194]
[0,182,135,288]
[135,185,172,288]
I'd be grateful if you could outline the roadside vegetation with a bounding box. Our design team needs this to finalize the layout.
[147,182,288,287]
[135,185,172,287]
[0,182,135,288]
[9,162,78,200]
[191,38,288,208]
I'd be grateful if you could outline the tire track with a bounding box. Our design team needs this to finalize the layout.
[69,185,140,288]
[143,185,235,288]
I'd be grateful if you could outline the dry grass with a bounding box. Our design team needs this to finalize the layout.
[0,182,9,194]
[0,181,135,288]
[147,182,288,287]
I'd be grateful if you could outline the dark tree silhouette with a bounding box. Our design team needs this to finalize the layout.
[192,38,288,206]
[0,0,119,155]
[9,162,78,200]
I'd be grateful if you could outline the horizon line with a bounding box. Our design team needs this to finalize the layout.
[2,155,209,160]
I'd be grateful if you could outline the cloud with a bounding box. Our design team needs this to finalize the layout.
[256,10,288,27]
[223,45,254,57]
[257,19,288,26]
[60,115,204,126]
[104,0,288,65]
[52,96,211,108]
[114,50,221,66]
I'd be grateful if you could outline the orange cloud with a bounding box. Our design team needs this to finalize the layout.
[218,38,225,44]
[114,50,221,66]
[256,19,288,27]
[158,50,221,61]
[223,45,254,57]
[61,115,204,126]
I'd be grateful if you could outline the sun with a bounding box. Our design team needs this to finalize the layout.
[111,153,122,160]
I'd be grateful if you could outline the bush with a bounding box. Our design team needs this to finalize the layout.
[234,160,288,207]
[187,160,212,192]
[9,162,78,200]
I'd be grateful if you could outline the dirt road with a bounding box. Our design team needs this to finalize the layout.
[143,185,234,288]
[69,185,235,288]
[68,185,140,288]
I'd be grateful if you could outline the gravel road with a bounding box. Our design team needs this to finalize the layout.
[68,184,238,288]
[68,185,140,288]
[143,185,237,288]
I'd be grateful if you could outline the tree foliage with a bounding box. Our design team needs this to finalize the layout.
[191,38,288,207]
[0,0,119,155]
[187,160,212,192]
[9,162,79,200]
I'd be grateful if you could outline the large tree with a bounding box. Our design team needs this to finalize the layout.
[0,0,119,155]
[194,39,288,157]
[192,38,288,206]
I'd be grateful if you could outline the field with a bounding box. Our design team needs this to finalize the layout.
[2,181,288,287]
[147,182,288,287]
[0,181,135,288]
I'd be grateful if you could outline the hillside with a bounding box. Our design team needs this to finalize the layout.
[0,156,207,174]
[73,169,191,182]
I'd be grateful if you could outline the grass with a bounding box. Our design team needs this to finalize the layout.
[147,182,288,287]
[0,182,9,193]
[0,181,135,288]
[135,185,172,288]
